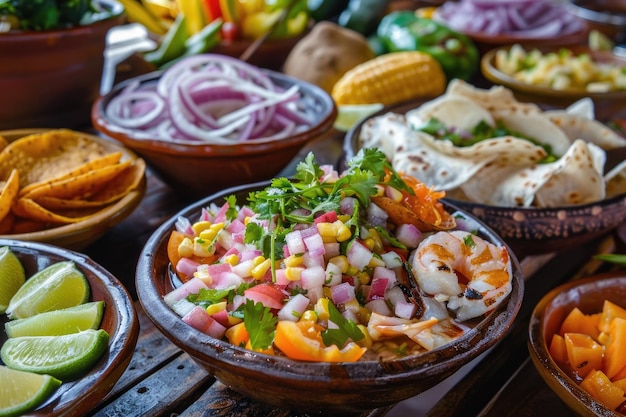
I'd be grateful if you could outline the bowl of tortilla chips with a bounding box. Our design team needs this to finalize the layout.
[344,80,626,256]
[0,129,147,250]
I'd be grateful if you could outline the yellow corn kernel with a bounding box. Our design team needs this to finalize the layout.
[368,255,386,268]
[316,222,337,238]
[356,324,373,348]
[364,237,376,250]
[199,222,224,241]
[227,315,243,326]
[193,237,215,257]
[334,220,352,242]
[315,298,331,321]
[252,255,265,266]
[223,254,239,266]
[337,214,351,223]
[322,286,333,299]
[192,220,212,235]
[328,255,349,273]
[285,266,304,281]
[343,298,360,314]
[356,271,371,285]
[206,301,227,315]
[284,254,304,267]
[346,265,359,276]
[194,266,212,285]
[374,184,385,197]
[251,258,271,280]
[367,228,384,253]
[301,310,318,322]
[331,51,446,106]
[177,237,194,258]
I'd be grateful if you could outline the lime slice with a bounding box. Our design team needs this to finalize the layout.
[5,301,105,338]
[6,261,90,320]
[0,365,61,417]
[1,329,110,381]
[334,103,384,132]
[0,247,26,314]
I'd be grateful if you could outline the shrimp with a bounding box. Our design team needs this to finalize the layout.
[411,230,513,321]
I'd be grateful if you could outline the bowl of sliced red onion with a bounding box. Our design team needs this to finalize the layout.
[91,54,337,197]
[433,0,589,53]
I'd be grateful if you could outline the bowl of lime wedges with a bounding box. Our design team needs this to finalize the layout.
[0,239,138,416]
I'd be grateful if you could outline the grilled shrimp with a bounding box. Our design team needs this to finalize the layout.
[411,230,513,321]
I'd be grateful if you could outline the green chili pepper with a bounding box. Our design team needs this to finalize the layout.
[376,11,479,81]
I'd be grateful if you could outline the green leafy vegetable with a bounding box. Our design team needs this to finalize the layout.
[243,299,277,351]
[321,302,364,347]
[187,288,233,308]
[594,254,626,266]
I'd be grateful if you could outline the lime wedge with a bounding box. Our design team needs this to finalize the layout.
[334,103,384,132]
[0,247,26,314]
[1,329,110,381]
[5,301,105,338]
[0,365,61,417]
[6,261,90,320]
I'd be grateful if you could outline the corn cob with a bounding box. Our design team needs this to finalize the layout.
[331,51,446,106]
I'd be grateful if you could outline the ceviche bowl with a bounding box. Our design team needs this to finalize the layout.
[91,55,337,197]
[528,272,626,416]
[136,178,524,413]
[0,0,124,130]
[481,44,626,122]
[0,238,139,416]
[0,129,147,251]
[343,81,626,257]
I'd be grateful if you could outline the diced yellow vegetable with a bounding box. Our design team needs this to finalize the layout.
[331,51,446,106]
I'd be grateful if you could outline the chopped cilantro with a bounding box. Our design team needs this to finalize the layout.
[224,195,239,221]
[187,288,232,308]
[463,234,476,248]
[243,299,277,351]
[321,302,364,347]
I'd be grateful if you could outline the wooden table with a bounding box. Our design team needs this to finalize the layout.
[78,128,625,417]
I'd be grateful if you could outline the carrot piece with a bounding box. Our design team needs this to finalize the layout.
[549,333,568,365]
[559,307,601,340]
[580,369,625,411]
[604,317,626,379]
[599,300,626,334]
[564,333,604,378]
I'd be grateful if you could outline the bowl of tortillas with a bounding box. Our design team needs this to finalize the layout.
[344,80,626,256]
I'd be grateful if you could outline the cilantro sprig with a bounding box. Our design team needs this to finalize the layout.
[243,299,277,351]
[321,302,364,347]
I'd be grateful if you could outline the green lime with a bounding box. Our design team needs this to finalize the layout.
[6,261,90,320]
[1,329,110,381]
[334,103,384,132]
[0,365,61,417]
[0,247,26,314]
[5,301,105,338]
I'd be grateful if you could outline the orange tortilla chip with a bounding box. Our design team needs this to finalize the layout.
[0,169,19,222]
[0,211,15,234]
[18,151,124,197]
[0,135,9,153]
[0,129,110,187]
[12,197,103,224]
[21,160,132,200]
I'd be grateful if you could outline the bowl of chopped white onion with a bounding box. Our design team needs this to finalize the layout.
[91,54,337,197]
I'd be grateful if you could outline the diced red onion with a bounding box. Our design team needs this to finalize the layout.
[396,224,423,249]
[277,293,311,321]
[347,240,373,271]
[163,277,208,307]
[331,282,356,305]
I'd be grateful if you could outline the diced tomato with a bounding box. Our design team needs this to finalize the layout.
[314,211,338,224]
[244,283,286,310]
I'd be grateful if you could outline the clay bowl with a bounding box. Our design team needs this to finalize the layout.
[568,0,626,43]
[528,272,626,417]
[136,181,524,413]
[92,66,337,198]
[0,129,146,251]
[0,238,139,417]
[0,0,124,130]
[343,100,626,257]
[481,44,626,122]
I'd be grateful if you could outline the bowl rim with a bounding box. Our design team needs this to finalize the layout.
[527,272,626,417]
[342,98,626,212]
[91,68,338,157]
[0,237,139,416]
[0,128,147,250]
[136,180,524,383]
[481,44,626,99]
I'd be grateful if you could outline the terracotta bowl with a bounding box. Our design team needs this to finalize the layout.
[343,101,626,257]
[528,272,626,417]
[568,0,626,43]
[0,238,139,417]
[481,44,626,122]
[0,129,146,251]
[92,68,337,198]
[136,181,524,413]
[0,0,124,130]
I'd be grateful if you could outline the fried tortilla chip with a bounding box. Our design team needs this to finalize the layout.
[0,169,19,223]
[12,198,103,224]
[0,129,110,188]
[21,160,132,200]
[0,135,9,153]
[18,151,124,197]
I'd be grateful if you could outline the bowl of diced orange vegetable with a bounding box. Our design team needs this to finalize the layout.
[528,272,626,416]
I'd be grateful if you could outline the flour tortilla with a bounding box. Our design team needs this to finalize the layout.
[496,111,572,156]
[445,79,541,116]
[546,111,626,150]
[461,140,605,207]
[405,95,495,131]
